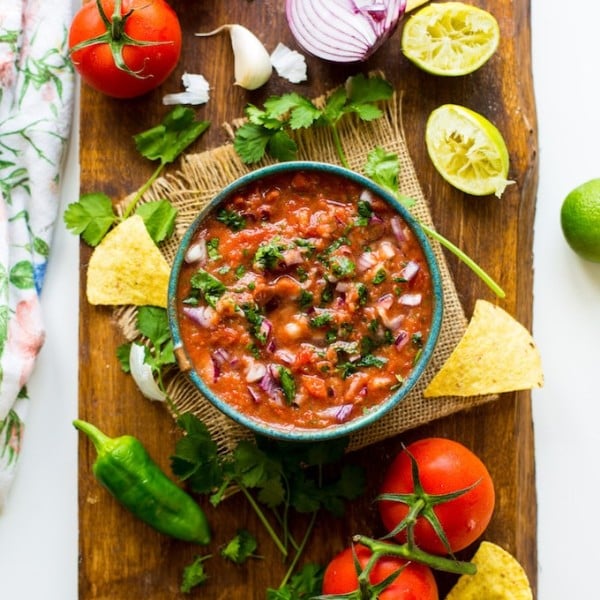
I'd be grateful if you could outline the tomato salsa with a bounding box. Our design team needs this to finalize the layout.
[175,169,435,431]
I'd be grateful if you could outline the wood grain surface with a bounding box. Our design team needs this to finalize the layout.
[77,1,538,598]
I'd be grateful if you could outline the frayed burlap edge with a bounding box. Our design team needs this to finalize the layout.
[115,90,497,453]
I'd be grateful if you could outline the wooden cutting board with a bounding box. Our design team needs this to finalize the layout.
[77,1,538,598]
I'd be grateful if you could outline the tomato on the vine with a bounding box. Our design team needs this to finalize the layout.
[322,544,438,600]
[378,438,495,555]
[69,0,182,98]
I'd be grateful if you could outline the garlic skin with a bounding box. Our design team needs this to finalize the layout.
[270,43,307,83]
[196,24,273,90]
[163,72,210,106]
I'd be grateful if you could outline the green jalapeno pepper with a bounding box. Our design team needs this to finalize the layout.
[74,419,210,545]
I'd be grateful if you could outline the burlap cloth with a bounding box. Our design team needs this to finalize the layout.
[117,91,496,453]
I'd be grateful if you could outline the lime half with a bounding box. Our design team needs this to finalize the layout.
[425,104,512,197]
[402,2,500,76]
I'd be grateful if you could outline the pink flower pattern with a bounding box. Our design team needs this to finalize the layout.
[0,0,74,509]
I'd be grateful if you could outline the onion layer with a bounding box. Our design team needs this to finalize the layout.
[286,0,407,63]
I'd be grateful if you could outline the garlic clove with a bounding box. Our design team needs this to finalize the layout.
[196,24,272,90]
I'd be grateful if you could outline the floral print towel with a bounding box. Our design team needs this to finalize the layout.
[0,0,74,509]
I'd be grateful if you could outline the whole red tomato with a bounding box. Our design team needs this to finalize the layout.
[69,0,182,98]
[322,544,438,600]
[378,438,495,555]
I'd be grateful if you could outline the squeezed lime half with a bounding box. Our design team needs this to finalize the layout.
[425,104,512,197]
[402,2,500,76]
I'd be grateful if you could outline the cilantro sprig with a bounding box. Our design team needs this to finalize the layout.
[117,306,176,400]
[234,74,393,169]
[365,147,506,298]
[64,106,209,246]
[170,414,365,590]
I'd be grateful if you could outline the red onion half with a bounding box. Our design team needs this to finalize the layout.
[286,0,407,63]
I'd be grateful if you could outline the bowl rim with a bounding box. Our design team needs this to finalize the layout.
[168,161,444,442]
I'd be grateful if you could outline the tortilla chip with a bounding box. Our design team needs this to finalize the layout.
[424,299,543,397]
[445,541,533,600]
[86,215,170,308]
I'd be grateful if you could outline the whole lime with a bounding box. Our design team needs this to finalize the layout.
[560,179,600,262]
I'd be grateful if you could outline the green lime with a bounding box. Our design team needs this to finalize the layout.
[560,179,600,262]
[425,104,512,197]
[401,2,500,76]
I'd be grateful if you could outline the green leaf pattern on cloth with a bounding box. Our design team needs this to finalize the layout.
[0,0,74,510]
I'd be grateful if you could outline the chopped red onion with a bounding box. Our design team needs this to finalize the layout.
[212,348,230,366]
[185,235,207,264]
[320,404,354,423]
[377,293,394,310]
[183,305,217,328]
[378,310,404,330]
[401,260,420,282]
[283,247,303,266]
[379,240,396,259]
[286,0,406,63]
[259,365,280,398]
[359,189,375,203]
[275,349,296,364]
[246,361,267,383]
[394,330,409,350]
[390,216,406,243]
[247,386,261,403]
[259,318,273,341]
[357,251,378,272]
[335,404,354,422]
[399,293,422,307]
[210,354,221,382]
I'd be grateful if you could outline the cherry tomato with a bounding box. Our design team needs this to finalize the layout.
[378,438,495,555]
[69,0,182,98]
[322,544,438,600]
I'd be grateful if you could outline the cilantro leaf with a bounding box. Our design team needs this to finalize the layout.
[267,563,324,600]
[330,255,356,279]
[116,342,131,373]
[234,122,275,164]
[364,147,415,209]
[233,441,283,492]
[216,208,246,231]
[254,240,286,270]
[171,414,224,494]
[189,269,226,308]
[221,529,258,564]
[278,366,296,405]
[267,130,299,162]
[180,554,210,594]
[135,199,177,243]
[134,106,210,165]
[264,93,306,118]
[233,75,393,167]
[346,73,394,105]
[136,306,170,348]
[337,353,388,379]
[63,192,116,246]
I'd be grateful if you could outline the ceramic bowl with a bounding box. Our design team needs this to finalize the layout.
[168,161,443,442]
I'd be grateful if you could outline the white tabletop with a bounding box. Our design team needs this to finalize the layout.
[1,1,599,597]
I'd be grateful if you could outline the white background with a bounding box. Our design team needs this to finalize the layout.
[1,1,599,597]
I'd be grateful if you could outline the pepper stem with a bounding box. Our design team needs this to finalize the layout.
[73,419,111,454]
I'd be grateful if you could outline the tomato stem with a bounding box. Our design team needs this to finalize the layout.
[352,535,476,576]
[69,0,171,80]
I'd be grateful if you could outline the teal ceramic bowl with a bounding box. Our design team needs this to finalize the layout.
[168,161,443,442]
